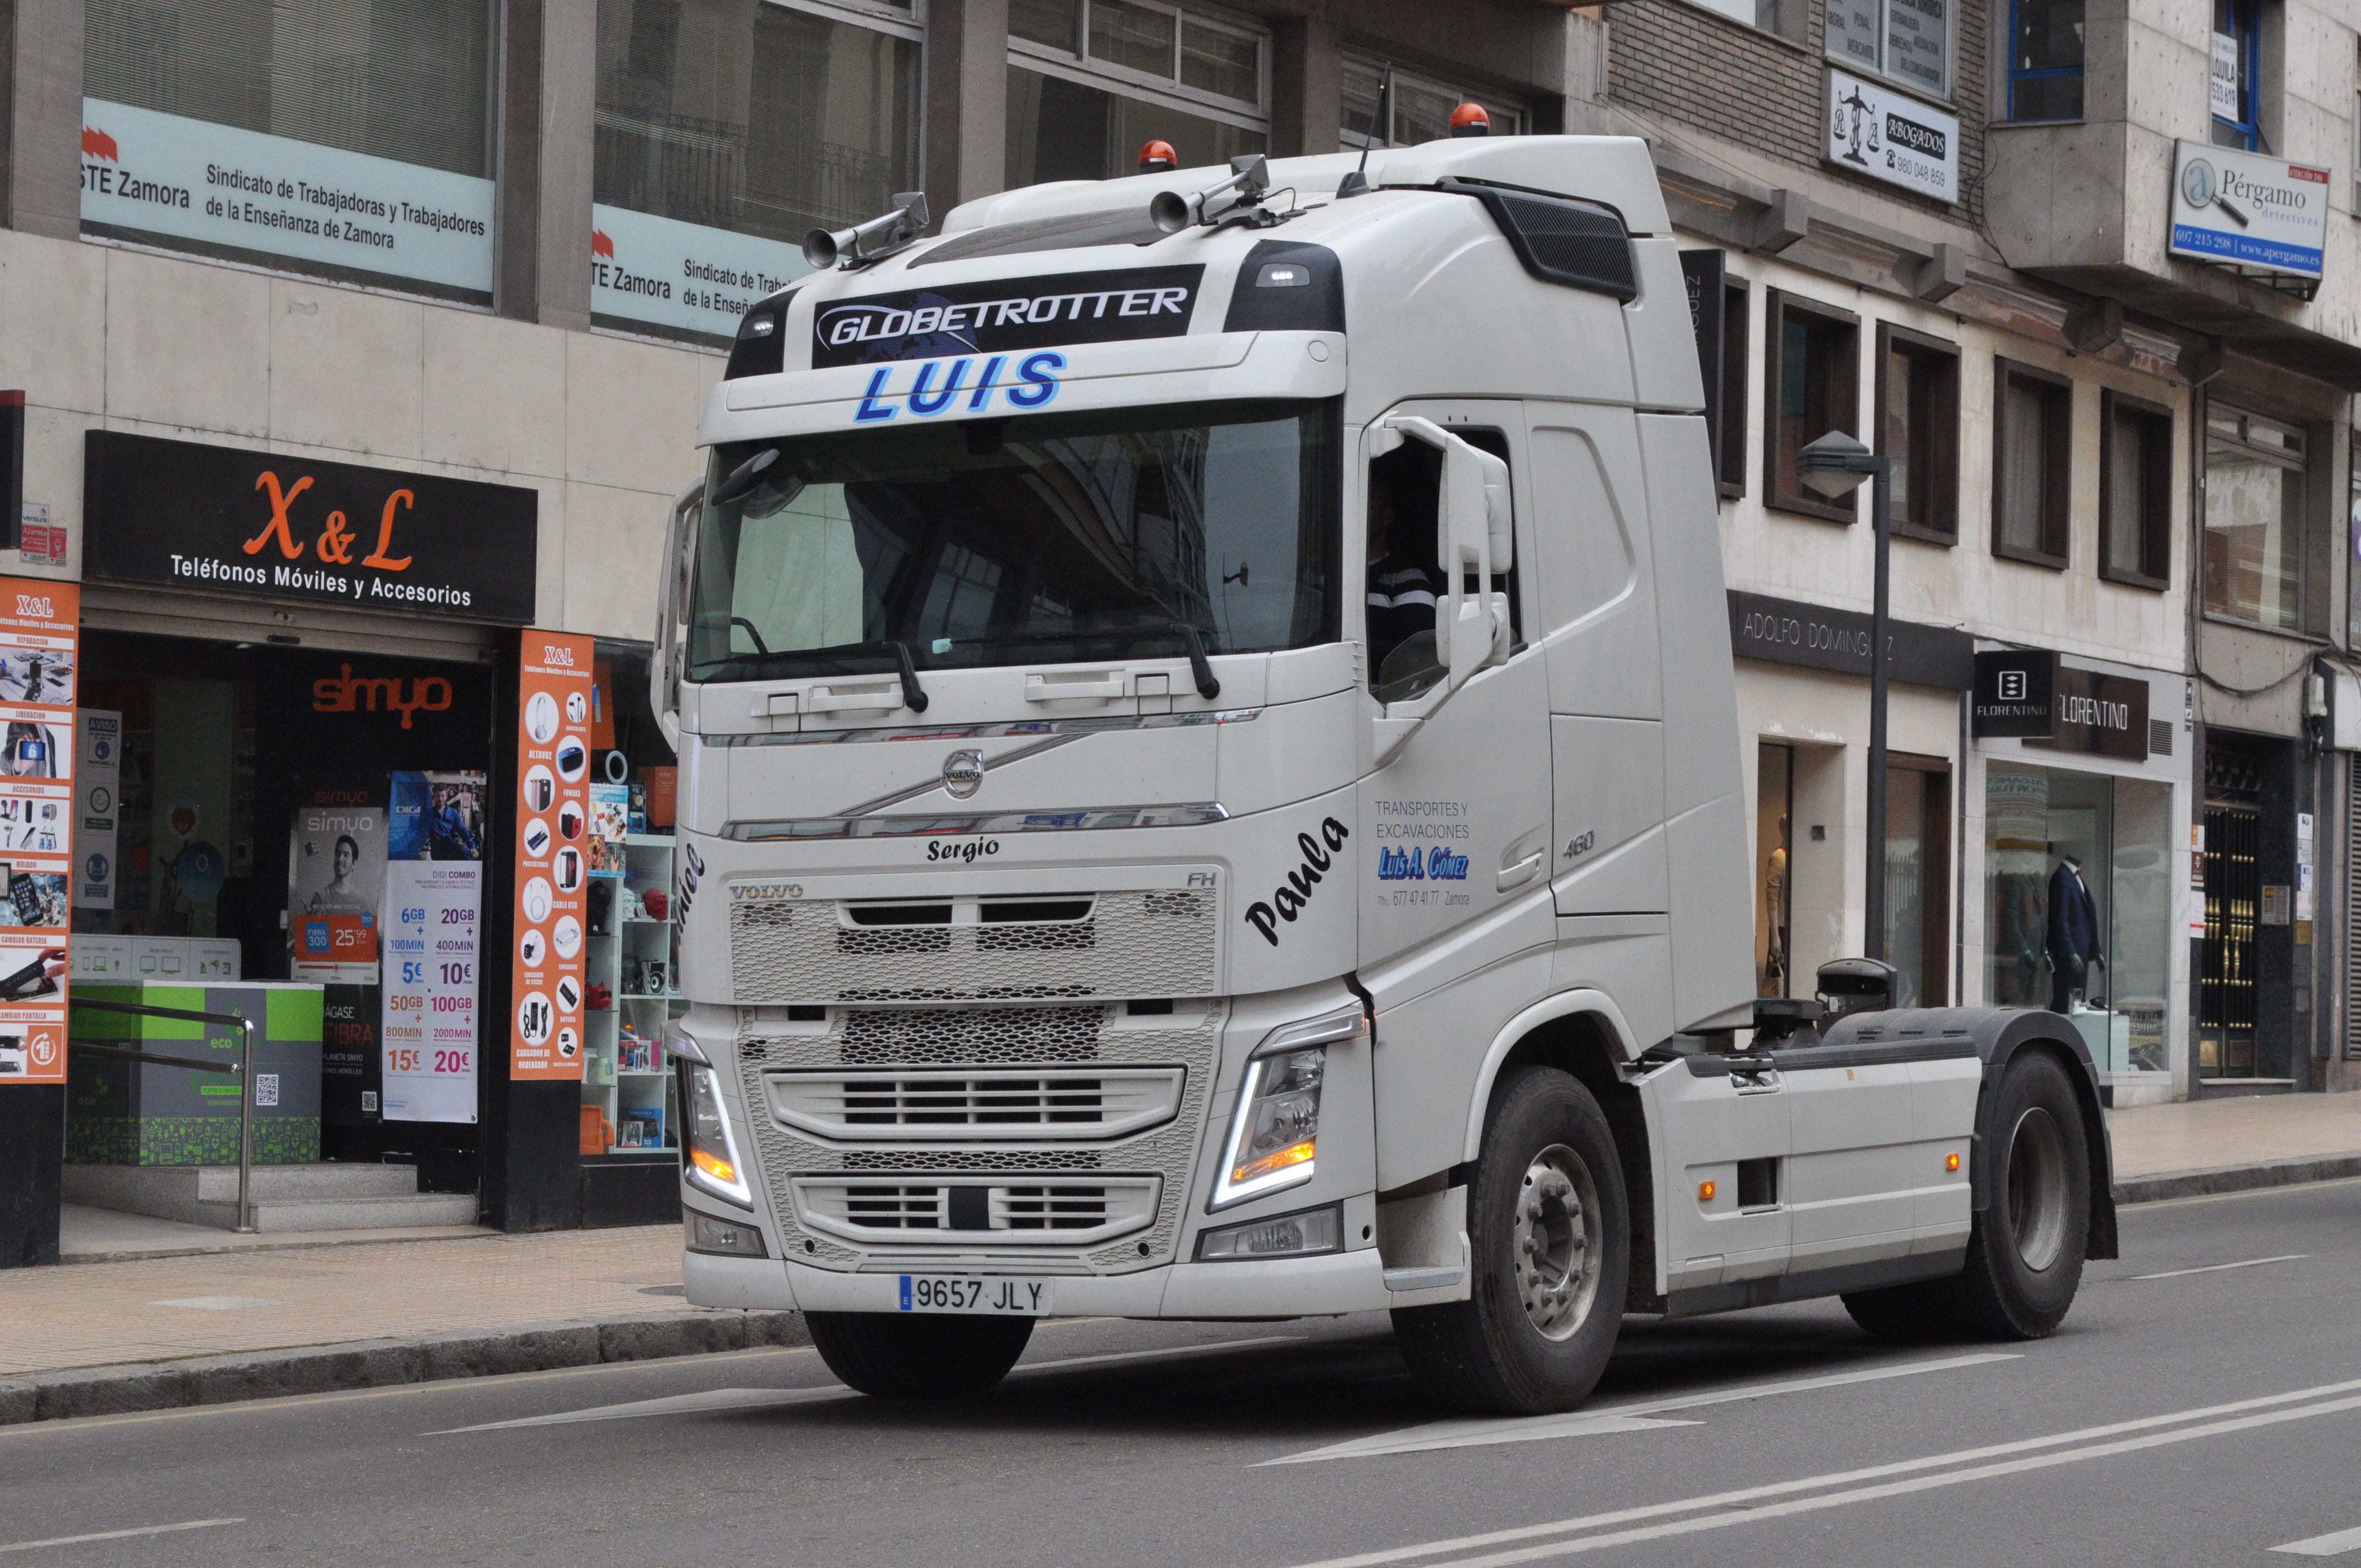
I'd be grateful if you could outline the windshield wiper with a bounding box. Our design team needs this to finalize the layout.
[852,640,931,713]
[697,638,928,712]
[1166,622,1222,700]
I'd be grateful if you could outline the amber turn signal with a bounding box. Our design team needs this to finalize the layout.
[1698,1179,1717,1203]
[1946,1152,1961,1172]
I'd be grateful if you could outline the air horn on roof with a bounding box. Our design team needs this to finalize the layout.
[803,191,931,272]
[1150,154,1272,234]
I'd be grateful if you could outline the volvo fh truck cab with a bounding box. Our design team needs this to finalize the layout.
[656,135,2115,1413]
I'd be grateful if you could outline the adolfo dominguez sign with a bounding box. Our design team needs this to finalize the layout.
[1726,591,1973,689]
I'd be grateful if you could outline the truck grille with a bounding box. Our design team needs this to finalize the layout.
[792,1177,1162,1246]
[738,1001,1221,1272]
[727,885,1218,1003]
[764,1066,1185,1141]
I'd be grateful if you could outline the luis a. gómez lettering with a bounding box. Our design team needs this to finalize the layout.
[1245,818,1350,947]
[1377,844,1471,881]
[856,353,1063,423]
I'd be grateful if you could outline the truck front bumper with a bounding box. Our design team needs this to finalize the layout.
[686,1245,1400,1319]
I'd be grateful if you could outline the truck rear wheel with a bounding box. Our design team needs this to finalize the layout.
[1947,1049,2091,1339]
[805,1311,1034,1398]
[1393,1066,1628,1414]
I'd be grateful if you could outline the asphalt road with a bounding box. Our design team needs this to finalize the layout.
[7,1178,2360,1567]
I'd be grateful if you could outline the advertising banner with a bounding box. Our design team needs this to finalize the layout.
[2170,140,2328,280]
[79,97,495,295]
[75,710,119,909]
[1825,69,1959,205]
[0,579,75,1085]
[83,431,538,624]
[590,204,807,340]
[381,771,483,1123]
[289,785,385,984]
[511,635,594,1082]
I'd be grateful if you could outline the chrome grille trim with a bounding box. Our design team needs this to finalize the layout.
[764,1066,1186,1141]
[791,1177,1161,1246]
[720,803,1230,841]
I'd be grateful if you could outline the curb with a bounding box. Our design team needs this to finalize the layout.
[0,1309,809,1428]
[2113,1153,2361,1206]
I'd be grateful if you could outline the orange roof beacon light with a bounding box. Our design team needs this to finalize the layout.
[1138,139,1179,173]
[1449,102,1491,138]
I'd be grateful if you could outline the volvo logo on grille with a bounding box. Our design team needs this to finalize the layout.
[942,748,986,799]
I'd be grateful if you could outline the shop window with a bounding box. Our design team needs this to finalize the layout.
[2100,390,2173,590]
[1687,0,1809,44]
[1009,1,1268,184]
[1884,757,1950,1007]
[1875,324,1960,543]
[2006,0,2083,120]
[1756,742,1795,997]
[1985,763,2173,1072]
[2204,405,2306,631]
[1827,0,1952,99]
[1763,291,1861,523]
[594,0,920,246]
[1341,56,1528,148]
[1717,280,1751,497]
[1992,359,2071,569]
[85,0,496,178]
[2211,0,2264,151]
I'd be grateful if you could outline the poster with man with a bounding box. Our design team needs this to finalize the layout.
[287,785,387,983]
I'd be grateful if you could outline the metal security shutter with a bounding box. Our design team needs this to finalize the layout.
[80,584,499,662]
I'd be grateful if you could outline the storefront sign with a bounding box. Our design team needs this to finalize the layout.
[1971,649,2057,738]
[79,98,494,295]
[0,579,76,1086]
[2044,667,2150,760]
[83,431,537,624]
[1679,250,1728,477]
[591,204,806,340]
[510,634,594,1082]
[381,771,483,1123]
[1726,590,1974,688]
[75,710,119,910]
[1825,69,1959,205]
[2169,140,2328,281]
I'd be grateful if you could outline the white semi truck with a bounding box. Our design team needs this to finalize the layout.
[654,134,2117,1414]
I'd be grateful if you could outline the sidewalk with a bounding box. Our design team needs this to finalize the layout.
[3,1092,2354,1427]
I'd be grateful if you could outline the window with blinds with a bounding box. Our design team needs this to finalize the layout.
[594,0,922,244]
[84,0,497,179]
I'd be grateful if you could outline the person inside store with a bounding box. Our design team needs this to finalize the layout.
[2046,849,2103,1013]
[307,834,367,915]
[1366,454,1441,695]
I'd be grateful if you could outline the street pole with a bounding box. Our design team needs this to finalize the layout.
[1864,455,1892,963]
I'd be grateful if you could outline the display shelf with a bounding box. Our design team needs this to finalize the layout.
[581,832,679,1159]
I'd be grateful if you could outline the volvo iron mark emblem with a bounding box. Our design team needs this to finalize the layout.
[942,748,986,799]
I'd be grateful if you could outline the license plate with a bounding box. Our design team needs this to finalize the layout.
[898,1275,1051,1315]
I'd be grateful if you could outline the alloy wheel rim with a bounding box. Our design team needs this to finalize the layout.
[2005,1105,2069,1272]
[1513,1142,1603,1342]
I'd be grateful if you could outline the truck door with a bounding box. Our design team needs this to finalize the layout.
[1639,1052,1791,1298]
[1358,401,1553,970]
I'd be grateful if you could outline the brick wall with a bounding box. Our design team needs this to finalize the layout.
[1607,0,1988,227]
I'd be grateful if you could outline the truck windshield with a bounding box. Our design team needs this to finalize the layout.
[686,399,1340,684]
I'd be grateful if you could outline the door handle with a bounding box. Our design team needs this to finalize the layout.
[806,684,902,713]
[1496,851,1545,891]
[1025,673,1127,704]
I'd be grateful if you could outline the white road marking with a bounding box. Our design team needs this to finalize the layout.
[2134,1254,2309,1280]
[1261,1353,2015,1466]
[0,1519,241,1554]
[151,1297,280,1311]
[1289,1375,2361,1568]
[431,1333,1305,1434]
[2274,1524,2361,1556]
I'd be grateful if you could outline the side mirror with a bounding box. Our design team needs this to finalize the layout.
[1370,416,1513,764]
[651,478,704,749]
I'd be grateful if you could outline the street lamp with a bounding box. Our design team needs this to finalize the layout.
[1796,431,1895,965]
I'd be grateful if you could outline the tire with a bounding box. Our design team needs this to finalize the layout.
[1393,1066,1629,1414]
[805,1311,1035,1398]
[1947,1049,2091,1340]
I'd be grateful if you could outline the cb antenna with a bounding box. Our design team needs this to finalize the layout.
[1337,61,1393,200]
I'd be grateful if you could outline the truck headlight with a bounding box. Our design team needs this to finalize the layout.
[1210,1008,1363,1210]
[683,1063,752,1208]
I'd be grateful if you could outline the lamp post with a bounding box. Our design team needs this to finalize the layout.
[1797,431,1894,963]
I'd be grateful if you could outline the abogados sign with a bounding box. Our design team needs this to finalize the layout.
[83,431,537,623]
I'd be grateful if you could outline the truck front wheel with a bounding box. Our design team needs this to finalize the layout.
[1393,1066,1629,1414]
[805,1311,1034,1398]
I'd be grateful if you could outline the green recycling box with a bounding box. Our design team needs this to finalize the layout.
[67,983,325,1165]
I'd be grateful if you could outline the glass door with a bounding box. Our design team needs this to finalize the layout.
[2201,802,2259,1077]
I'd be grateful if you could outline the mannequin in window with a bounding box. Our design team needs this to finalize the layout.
[1366,448,1440,694]
[2046,851,2102,1012]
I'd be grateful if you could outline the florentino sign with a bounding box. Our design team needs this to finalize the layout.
[83,432,537,624]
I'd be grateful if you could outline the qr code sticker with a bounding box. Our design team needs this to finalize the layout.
[362,1091,379,1113]
[254,1073,280,1108]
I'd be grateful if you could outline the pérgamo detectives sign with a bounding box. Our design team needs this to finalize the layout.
[2170,140,2328,281]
